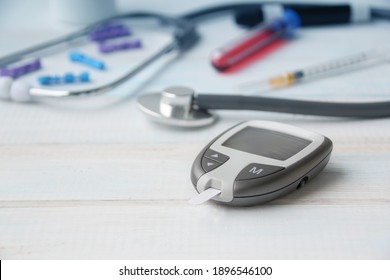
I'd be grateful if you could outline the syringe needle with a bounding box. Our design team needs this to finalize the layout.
[237,79,274,93]
[237,72,295,93]
[237,48,389,94]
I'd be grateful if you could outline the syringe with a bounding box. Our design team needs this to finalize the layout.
[237,49,389,93]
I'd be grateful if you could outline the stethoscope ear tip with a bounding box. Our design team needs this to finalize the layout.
[0,77,33,103]
[0,76,13,100]
[137,86,216,128]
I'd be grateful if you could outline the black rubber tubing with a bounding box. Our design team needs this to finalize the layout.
[197,94,390,118]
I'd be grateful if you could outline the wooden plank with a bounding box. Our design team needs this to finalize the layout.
[1,204,389,259]
[0,143,389,201]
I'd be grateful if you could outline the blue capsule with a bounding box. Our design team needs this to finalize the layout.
[69,51,105,70]
[78,72,90,82]
[37,72,91,86]
[37,76,52,85]
[63,73,75,83]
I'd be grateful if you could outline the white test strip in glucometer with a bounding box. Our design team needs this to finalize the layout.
[189,188,221,205]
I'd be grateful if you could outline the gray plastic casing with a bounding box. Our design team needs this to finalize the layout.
[191,120,333,206]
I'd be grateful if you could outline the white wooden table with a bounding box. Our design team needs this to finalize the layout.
[1,1,390,259]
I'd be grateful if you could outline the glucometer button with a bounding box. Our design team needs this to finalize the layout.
[236,163,284,180]
[201,157,221,172]
[204,149,230,164]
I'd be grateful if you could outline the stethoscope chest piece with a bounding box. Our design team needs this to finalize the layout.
[137,86,216,127]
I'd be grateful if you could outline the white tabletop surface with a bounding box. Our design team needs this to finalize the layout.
[1,0,390,259]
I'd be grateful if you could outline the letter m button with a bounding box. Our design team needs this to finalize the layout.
[236,163,284,180]
[249,166,263,175]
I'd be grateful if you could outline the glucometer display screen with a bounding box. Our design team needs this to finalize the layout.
[222,126,312,160]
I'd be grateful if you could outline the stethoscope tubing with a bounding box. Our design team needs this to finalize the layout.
[196,94,390,118]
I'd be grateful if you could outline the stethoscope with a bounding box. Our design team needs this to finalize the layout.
[137,86,390,127]
[1,2,390,127]
[0,11,198,101]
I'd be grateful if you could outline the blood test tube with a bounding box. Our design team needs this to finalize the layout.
[211,9,300,71]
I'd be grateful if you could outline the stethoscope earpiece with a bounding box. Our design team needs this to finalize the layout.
[0,77,13,100]
[0,77,32,102]
[137,86,216,128]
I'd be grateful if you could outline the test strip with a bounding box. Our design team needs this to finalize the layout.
[189,188,221,205]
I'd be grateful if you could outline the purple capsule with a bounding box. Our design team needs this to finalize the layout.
[0,59,41,79]
[98,39,142,53]
[0,68,10,76]
[9,68,20,78]
[89,24,131,41]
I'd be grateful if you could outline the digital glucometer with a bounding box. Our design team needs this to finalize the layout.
[190,120,333,206]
